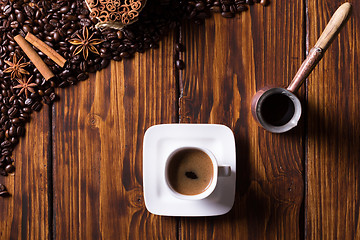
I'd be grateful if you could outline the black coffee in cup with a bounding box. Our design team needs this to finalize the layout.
[167,149,214,196]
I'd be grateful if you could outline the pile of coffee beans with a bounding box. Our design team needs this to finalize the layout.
[0,0,267,194]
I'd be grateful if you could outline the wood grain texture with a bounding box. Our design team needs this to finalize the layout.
[306,1,360,239]
[52,33,178,239]
[3,1,360,239]
[0,108,50,240]
[179,1,305,239]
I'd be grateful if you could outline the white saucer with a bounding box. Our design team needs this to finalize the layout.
[143,124,236,216]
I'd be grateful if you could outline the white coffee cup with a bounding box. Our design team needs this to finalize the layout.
[165,147,231,200]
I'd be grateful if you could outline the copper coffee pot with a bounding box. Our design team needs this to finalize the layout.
[251,2,352,133]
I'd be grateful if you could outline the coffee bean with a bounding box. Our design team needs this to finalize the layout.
[185,171,198,179]
[5,130,9,139]
[22,107,31,113]
[48,92,56,102]
[7,107,18,118]
[43,96,51,105]
[260,0,269,6]
[44,88,54,96]
[38,89,45,96]
[196,2,206,10]
[53,31,61,42]
[0,190,9,197]
[5,164,14,173]
[60,6,70,14]
[8,126,16,137]
[175,43,185,52]
[31,102,42,112]
[1,140,11,148]
[0,168,7,176]
[77,73,88,81]
[24,98,33,106]
[16,12,24,23]
[3,5,12,16]
[221,11,235,18]
[10,137,18,145]
[176,60,185,70]
[11,118,21,125]
[16,126,24,136]
[10,21,19,29]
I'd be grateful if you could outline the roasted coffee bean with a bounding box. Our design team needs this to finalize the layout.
[31,102,42,112]
[43,96,51,105]
[260,0,269,6]
[60,6,70,14]
[1,140,11,148]
[44,88,54,96]
[49,92,56,102]
[77,73,88,81]
[16,12,24,23]
[3,5,12,16]
[8,107,18,118]
[22,107,31,114]
[196,2,206,10]
[5,164,14,173]
[0,168,7,176]
[10,137,18,145]
[16,126,24,136]
[24,98,33,106]
[119,52,130,58]
[0,190,9,197]
[176,60,185,70]
[176,43,185,52]
[10,21,19,28]
[11,118,22,125]
[236,4,248,11]
[8,126,16,137]
[0,130,4,140]
[38,89,45,96]
[221,11,235,18]
[19,113,29,119]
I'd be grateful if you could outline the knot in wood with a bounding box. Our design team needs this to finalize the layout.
[270,172,303,204]
[87,113,102,129]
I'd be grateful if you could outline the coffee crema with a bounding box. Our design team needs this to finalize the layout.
[167,149,214,196]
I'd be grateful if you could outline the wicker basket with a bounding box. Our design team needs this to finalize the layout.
[85,0,147,30]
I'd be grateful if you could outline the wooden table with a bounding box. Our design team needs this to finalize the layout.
[1,0,359,239]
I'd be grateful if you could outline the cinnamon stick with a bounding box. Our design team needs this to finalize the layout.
[14,35,55,81]
[25,32,67,67]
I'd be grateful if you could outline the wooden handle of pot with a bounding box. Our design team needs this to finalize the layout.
[315,2,352,51]
[287,2,352,93]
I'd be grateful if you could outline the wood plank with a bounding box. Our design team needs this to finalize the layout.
[52,33,178,239]
[306,1,360,239]
[0,107,50,239]
[179,1,305,239]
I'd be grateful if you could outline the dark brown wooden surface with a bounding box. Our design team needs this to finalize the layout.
[1,0,359,239]
[0,108,50,240]
[179,1,304,238]
[52,33,178,239]
[306,1,360,239]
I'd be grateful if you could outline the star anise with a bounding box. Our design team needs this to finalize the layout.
[69,26,103,60]
[13,76,37,98]
[3,55,30,80]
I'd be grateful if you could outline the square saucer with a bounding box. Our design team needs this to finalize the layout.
[143,124,236,216]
